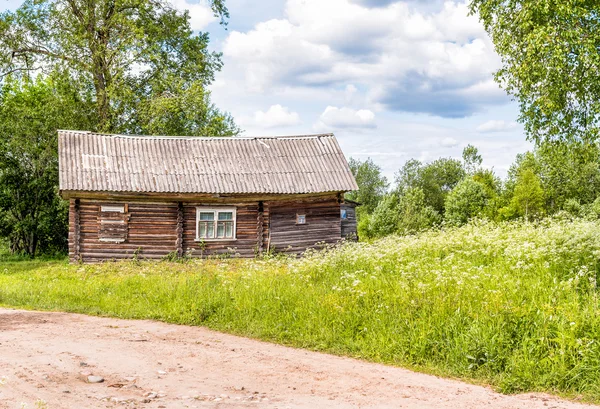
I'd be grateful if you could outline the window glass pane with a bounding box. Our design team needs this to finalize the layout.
[225,222,233,238]
[199,212,214,221]
[198,222,215,238]
[341,209,347,219]
[218,212,233,220]
[297,214,306,224]
[216,222,225,238]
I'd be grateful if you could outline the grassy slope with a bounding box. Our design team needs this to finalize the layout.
[1,219,600,401]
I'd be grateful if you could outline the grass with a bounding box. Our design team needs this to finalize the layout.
[2,218,600,401]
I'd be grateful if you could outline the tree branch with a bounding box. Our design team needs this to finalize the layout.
[12,47,75,63]
[0,66,35,79]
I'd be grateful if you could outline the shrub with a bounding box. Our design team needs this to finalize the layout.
[444,178,489,225]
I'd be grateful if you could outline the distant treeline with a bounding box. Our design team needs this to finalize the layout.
[347,141,600,239]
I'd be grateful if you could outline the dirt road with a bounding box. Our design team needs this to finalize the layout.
[0,308,596,409]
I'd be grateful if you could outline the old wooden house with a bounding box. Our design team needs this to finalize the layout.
[58,130,359,262]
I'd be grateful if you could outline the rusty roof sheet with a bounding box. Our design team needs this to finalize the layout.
[58,131,359,194]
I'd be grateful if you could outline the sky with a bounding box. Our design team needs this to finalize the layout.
[0,0,533,182]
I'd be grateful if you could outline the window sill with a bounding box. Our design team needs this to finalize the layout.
[99,238,126,243]
[194,238,237,242]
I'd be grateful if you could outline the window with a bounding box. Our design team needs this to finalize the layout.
[341,209,348,220]
[98,204,128,243]
[296,213,306,224]
[196,207,236,240]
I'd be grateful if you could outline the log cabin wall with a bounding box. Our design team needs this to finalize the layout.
[267,196,341,254]
[70,200,178,262]
[181,202,260,258]
[68,194,343,262]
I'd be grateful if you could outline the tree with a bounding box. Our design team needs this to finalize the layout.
[395,158,465,214]
[506,169,545,221]
[462,144,483,175]
[470,1,600,144]
[0,0,237,136]
[503,152,539,199]
[346,158,389,214]
[360,188,440,239]
[472,168,502,219]
[0,74,95,256]
[416,158,466,214]
[396,187,441,235]
[503,143,600,215]
[534,141,600,212]
[361,194,399,238]
[138,80,238,136]
[394,158,422,195]
[444,178,489,226]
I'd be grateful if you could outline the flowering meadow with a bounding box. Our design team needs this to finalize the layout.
[2,218,600,400]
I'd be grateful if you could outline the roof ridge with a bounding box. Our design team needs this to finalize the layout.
[58,130,335,140]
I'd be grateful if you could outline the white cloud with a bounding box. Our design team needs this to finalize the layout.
[223,19,333,92]
[476,120,518,133]
[221,0,504,117]
[441,137,459,147]
[316,106,376,130]
[170,0,216,31]
[252,104,301,128]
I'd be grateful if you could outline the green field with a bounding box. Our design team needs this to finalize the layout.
[2,219,600,401]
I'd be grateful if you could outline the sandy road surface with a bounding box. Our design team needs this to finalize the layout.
[0,309,597,409]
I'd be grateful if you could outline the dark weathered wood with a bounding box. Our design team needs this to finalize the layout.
[263,203,270,252]
[97,204,129,243]
[176,202,184,257]
[267,196,341,255]
[74,198,81,262]
[70,201,178,261]
[257,201,264,255]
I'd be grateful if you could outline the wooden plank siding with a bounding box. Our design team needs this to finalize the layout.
[69,195,344,262]
[268,197,341,254]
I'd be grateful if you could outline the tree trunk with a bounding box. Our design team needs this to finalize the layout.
[87,2,112,132]
[27,231,38,259]
[90,40,111,131]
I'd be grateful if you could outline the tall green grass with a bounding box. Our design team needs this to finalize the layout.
[1,219,600,400]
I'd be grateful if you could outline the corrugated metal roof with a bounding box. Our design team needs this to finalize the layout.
[58,130,359,194]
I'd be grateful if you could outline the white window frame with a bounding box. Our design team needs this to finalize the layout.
[101,204,125,213]
[195,207,237,241]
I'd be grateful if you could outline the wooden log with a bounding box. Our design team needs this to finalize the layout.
[257,201,264,255]
[176,201,183,257]
[267,197,341,254]
[74,198,81,262]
